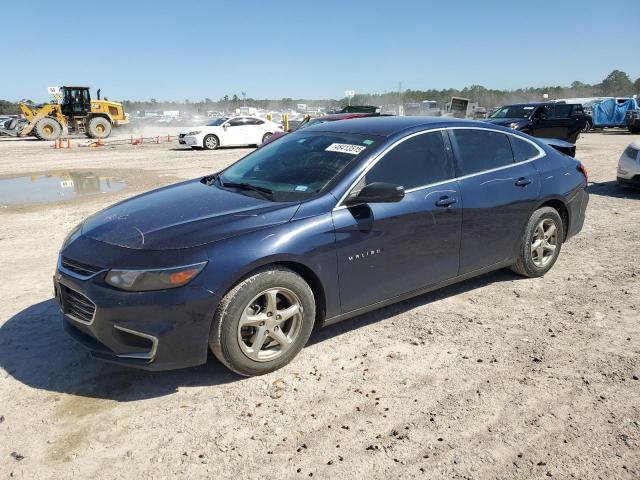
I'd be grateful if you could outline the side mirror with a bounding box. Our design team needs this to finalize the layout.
[344,182,405,207]
[223,124,229,129]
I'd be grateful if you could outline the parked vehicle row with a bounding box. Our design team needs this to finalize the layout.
[55,116,588,376]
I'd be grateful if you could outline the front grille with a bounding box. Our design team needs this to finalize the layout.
[61,285,96,324]
[61,256,103,277]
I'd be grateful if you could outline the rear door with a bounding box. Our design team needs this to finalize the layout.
[450,128,541,274]
[245,118,266,145]
[333,130,461,313]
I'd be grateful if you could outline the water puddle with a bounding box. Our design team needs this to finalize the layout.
[0,172,127,205]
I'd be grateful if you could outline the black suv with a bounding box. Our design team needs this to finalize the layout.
[485,102,587,143]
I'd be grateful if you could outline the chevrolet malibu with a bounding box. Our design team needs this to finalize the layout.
[55,117,588,376]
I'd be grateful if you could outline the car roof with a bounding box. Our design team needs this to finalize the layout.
[302,115,493,137]
[501,102,581,107]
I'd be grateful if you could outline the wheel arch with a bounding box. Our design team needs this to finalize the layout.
[536,196,569,241]
[212,256,327,328]
[87,112,114,124]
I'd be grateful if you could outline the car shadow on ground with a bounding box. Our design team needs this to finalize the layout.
[587,181,640,199]
[0,269,524,402]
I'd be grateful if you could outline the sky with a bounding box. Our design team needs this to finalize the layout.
[2,0,638,102]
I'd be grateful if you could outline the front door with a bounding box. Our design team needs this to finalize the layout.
[333,130,461,313]
[531,104,572,141]
[449,128,541,274]
[224,117,248,145]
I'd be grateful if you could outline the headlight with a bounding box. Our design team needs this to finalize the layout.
[185,130,202,136]
[105,262,207,292]
[61,222,83,250]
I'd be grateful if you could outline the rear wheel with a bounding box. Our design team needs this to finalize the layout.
[34,117,62,140]
[203,134,219,150]
[511,207,563,278]
[87,117,112,139]
[209,266,315,376]
[261,132,272,144]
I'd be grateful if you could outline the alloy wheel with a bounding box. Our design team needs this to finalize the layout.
[205,136,218,149]
[530,218,558,268]
[237,288,303,362]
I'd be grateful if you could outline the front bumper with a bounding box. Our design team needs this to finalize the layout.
[178,135,201,146]
[54,240,219,370]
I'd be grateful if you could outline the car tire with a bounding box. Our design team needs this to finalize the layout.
[203,134,219,150]
[511,206,564,278]
[261,132,272,144]
[209,266,316,376]
[629,125,640,134]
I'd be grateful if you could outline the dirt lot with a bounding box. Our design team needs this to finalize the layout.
[0,129,639,479]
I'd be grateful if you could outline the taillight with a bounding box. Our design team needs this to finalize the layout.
[578,163,588,183]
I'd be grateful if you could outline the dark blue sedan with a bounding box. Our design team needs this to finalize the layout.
[54,117,588,376]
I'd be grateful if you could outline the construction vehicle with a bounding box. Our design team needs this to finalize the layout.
[0,86,128,140]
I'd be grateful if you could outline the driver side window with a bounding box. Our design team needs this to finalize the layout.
[359,131,453,191]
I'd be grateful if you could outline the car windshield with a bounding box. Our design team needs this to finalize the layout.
[490,105,536,119]
[219,131,380,201]
[206,117,229,126]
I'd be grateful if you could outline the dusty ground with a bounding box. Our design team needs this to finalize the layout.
[0,129,639,479]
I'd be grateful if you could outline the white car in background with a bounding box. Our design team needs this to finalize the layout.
[617,140,640,188]
[178,116,282,150]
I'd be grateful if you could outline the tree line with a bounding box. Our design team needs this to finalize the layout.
[1,70,638,115]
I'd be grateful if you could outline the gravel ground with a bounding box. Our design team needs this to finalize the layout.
[0,129,639,479]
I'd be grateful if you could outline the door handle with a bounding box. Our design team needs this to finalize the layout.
[435,195,457,207]
[515,177,532,187]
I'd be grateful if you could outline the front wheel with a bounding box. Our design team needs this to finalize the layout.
[209,266,316,376]
[511,207,564,278]
[203,134,219,150]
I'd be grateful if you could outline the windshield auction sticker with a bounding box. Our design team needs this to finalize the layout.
[325,143,366,155]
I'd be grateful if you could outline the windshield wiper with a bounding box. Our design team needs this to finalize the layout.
[223,181,274,200]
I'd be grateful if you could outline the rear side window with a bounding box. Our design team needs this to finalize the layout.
[363,131,453,189]
[571,105,584,115]
[228,118,246,126]
[510,136,540,162]
[549,104,572,118]
[451,129,513,176]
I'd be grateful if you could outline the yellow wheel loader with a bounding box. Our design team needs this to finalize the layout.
[0,86,128,141]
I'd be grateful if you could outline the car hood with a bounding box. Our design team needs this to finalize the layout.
[82,179,300,250]
[484,117,530,126]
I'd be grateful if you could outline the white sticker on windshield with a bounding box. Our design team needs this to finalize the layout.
[523,106,535,110]
[294,185,308,192]
[325,143,366,155]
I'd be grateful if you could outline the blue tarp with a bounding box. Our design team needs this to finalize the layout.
[592,98,638,127]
